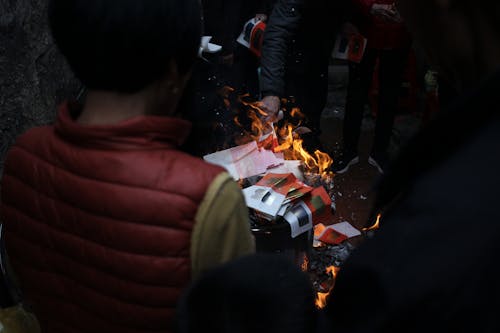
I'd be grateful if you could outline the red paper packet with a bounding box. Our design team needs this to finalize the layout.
[319,228,348,245]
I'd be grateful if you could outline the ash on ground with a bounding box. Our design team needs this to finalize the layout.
[308,242,355,293]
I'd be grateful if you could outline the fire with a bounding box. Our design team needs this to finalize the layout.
[233,95,274,143]
[315,266,340,309]
[274,124,333,176]
[313,224,327,239]
[316,291,330,310]
[301,256,309,272]
[290,107,305,119]
[228,89,334,176]
[363,213,382,232]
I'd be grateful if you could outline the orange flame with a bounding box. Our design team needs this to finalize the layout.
[274,124,333,176]
[301,256,309,272]
[230,90,334,176]
[315,266,340,309]
[234,96,275,143]
[240,95,269,117]
[363,214,382,232]
[316,291,330,310]
[233,116,243,128]
[290,107,305,119]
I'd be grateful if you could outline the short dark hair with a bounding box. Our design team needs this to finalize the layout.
[176,254,318,333]
[49,0,202,93]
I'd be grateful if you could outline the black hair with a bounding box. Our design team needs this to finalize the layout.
[176,254,318,333]
[48,0,202,93]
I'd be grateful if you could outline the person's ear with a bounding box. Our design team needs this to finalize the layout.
[165,60,192,95]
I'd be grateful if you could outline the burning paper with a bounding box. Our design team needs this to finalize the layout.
[258,126,279,151]
[203,141,283,180]
[267,160,304,181]
[243,173,300,218]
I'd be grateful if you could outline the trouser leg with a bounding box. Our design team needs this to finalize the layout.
[342,48,378,155]
[373,48,410,156]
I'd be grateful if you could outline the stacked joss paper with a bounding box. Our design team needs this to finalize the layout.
[242,173,333,238]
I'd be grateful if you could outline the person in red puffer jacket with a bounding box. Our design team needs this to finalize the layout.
[0,0,255,332]
[332,0,413,175]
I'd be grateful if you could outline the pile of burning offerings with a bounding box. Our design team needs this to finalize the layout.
[203,88,368,308]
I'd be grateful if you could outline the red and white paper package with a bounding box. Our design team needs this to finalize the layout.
[314,222,362,246]
[243,172,336,238]
[237,18,266,57]
[284,186,333,238]
[243,173,305,219]
[332,33,367,64]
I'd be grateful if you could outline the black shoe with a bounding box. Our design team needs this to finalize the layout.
[368,153,388,174]
[332,152,359,174]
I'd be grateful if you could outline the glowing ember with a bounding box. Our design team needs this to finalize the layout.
[363,213,382,232]
[290,107,305,119]
[301,256,309,272]
[315,266,340,309]
[314,224,327,239]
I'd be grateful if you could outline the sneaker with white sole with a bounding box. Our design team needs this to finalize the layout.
[368,156,385,174]
[332,154,359,174]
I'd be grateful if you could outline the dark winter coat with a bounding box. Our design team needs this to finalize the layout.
[260,0,351,97]
[325,72,500,332]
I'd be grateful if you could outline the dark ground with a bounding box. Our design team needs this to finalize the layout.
[320,62,422,234]
[305,62,423,294]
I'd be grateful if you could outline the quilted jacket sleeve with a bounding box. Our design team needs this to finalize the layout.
[260,0,305,97]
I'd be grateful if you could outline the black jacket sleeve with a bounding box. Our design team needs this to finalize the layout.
[260,0,304,97]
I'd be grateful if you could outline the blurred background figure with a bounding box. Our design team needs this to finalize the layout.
[176,253,327,333]
[325,0,500,331]
[190,0,276,156]
[259,0,351,152]
[199,0,276,95]
[0,0,254,332]
[332,0,412,174]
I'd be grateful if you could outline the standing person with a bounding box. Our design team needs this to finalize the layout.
[176,254,321,333]
[332,0,412,174]
[190,0,275,156]
[259,0,351,151]
[201,0,244,84]
[325,0,500,331]
[0,0,255,332]
[200,0,274,94]
[232,0,277,98]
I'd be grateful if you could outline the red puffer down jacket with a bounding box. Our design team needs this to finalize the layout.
[1,103,224,333]
[351,0,412,50]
